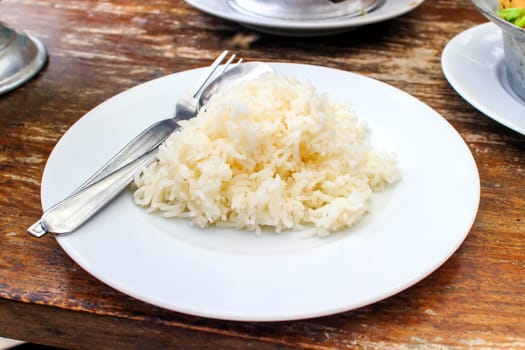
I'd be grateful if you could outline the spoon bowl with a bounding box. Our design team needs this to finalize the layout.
[200,62,273,105]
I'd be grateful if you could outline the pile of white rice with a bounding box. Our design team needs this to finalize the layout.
[133,73,400,236]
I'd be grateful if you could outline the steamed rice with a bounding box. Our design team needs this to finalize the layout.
[133,73,400,236]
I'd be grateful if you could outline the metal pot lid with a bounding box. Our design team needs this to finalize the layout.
[0,23,47,95]
[227,0,383,21]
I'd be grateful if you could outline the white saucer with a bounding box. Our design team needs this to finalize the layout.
[442,22,525,135]
[185,0,425,36]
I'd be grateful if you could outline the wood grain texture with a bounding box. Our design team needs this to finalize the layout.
[0,0,524,349]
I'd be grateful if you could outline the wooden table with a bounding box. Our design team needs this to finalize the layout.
[1,0,524,348]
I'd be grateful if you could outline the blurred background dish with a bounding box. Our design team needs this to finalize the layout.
[442,23,525,135]
[185,0,425,36]
[0,22,47,95]
[471,0,525,102]
[227,0,382,21]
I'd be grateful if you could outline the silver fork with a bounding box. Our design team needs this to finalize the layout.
[28,50,240,237]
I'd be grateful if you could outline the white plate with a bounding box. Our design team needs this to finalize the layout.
[185,0,426,36]
[442,22,525,135]
[42,63,480,321]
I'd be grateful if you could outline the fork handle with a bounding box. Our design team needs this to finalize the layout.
[39,149,158,235]
[79,118,178,185]
[27,118,178,237]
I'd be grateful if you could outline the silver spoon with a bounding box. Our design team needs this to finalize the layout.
[29,61,273,236]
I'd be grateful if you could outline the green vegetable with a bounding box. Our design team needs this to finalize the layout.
[498,8,525,28]
[517,14,525,27]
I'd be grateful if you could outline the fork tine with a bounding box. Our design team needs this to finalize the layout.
[191,50,230,98]
[227,57,243,69]
[216,54,237,77]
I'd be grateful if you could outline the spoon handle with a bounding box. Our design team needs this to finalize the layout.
[27,118,177,237]
[39,149,158,235]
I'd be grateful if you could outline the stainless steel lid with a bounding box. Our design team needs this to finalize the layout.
[0,23,47,95]
[227,0,383,21]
